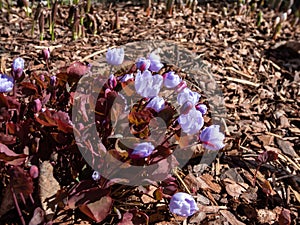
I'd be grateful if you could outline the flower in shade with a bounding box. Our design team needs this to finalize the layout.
[136,57,151,71]
[196,104,207,115]
[148,52,163,72]
[0,74,14,93]
[92,171,101,181]
[106,48,124,66]
[178,107,204,134]
[177,88,200,106]
[130,142,155,159]
[169,192,199,217]
[11,57,24,79]
[108,74,117,89]
[33,99,42,113]
[146,96,165,112]
[135,70,163,98]
[50,75,57,86]
[163,71,181,89]
[199,125,225,151]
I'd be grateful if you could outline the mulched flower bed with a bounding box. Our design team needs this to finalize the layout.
[0,0,299,224]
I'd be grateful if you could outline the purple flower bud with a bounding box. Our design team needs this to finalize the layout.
[135,70,163,98]
[136,57,151,71]
[29,165,39,179]
[169,192,199,217]
[108,74,117,89]
[163,71,181,89]
[130,142,155,159]
[196,104,207,115]
[11,57,25,79]
[50,76,57,86]
[180,101,194,115]
[148,52,164,72]
[106,48,124,66]
[33,98,42,113]
[0,74,14,93]
[92,171,101,181]
[119,73,134,82]
[176,80,187,92]
[177,88,200,106]
[42,48,50,61]
[199,125,225,151]
[178,107,204,134]
[146,96,165,112]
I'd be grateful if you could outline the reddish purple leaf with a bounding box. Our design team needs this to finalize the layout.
[257,150,278,164]
[9,166,34,195]
[118,212,134,225]
[278,208,291,225]
[0,143,27,166]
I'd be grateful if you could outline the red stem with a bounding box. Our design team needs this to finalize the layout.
[10,187,26,225]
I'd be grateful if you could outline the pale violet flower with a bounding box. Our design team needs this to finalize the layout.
[106,48,124,66]
[135,70,163,98]
[200,125,225,151]
[11,57,24,79]
[119,73,134,82]
[146,96,165,112]
[163,71,181,89]
[178,107,203,134]
[177,88,200,106]
[130,142,155,159]
[0,74,14,93]
[92,171,101,181]
[169,192,199,217]
[136,57,151,71]
[196,104,207,115]
[148,52,163,72]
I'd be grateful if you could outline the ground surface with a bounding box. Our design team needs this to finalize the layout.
[0,1,300,224]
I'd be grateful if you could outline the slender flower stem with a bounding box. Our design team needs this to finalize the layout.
[10,187,26,225]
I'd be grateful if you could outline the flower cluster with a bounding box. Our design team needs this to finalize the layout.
[100,47,226,217]
[103,47,225,159]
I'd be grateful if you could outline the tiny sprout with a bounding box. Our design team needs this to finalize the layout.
[274,16,281,27]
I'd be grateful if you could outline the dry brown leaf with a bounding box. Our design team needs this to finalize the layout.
[220,210,246,225]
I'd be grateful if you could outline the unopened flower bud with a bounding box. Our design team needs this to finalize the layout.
[50,75,57,86]
[42,48,50,61]
[29,165,39,179]
[33,98,42,113]
[11,57,25,79]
